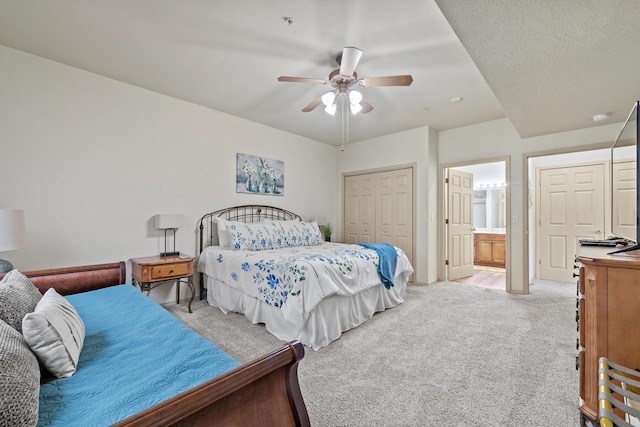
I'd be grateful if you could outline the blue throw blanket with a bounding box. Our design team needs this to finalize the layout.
[358,243,397,289]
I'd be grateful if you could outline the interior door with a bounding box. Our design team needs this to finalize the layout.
[538,163,605,282]
[612,160,636,239]
[447,168,474,281]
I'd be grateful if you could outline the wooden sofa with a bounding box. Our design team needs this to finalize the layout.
[1,261,310,427]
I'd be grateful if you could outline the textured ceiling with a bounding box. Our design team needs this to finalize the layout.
[1,1,637,145]
[435,0,640,138]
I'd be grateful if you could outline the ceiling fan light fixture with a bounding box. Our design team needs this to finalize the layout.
[321,91,336,106]
[348,90,362,105]
[350,103,363,115]
[278,47,410,115]
[325,103,337,115]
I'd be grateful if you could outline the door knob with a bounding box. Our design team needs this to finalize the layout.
[595,229,602,234]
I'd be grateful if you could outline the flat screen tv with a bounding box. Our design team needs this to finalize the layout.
[609,100,640,254]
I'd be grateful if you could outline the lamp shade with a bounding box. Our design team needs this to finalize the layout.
[154,214,183,230]
[348,90,362,105]
[324,103,337,115]
[350,103,363,115]
[321,91,336,107]
[0,209,26,252]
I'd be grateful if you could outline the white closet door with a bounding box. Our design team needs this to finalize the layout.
[344,167,414,277]
[344,174,376,244]
[376,169,413,264]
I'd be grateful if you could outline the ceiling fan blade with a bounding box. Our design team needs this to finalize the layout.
[339,47,363,77]
[278,76,328,84]
[301,95,323,112]
[360,100,373,114]
[360,75,413,87]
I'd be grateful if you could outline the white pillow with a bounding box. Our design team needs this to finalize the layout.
[215,217,231,248]
[227,220,283,251]
[22,288,85,378]
[279,220,322,247]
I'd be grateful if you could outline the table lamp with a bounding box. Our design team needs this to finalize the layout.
[0,209,26,273]
[154,214,183,257]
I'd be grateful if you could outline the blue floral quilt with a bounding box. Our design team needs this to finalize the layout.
[197,242,414,330]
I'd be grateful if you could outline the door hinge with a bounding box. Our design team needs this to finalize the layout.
[445,260,449,265]
[445,178,449,184]
[445,218,449,224]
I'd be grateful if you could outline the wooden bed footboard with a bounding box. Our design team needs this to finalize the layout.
[0,261,126,295]
[115,340,310,427]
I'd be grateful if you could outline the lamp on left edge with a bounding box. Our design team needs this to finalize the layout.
[0,209,26,273]
[154,214,183,257]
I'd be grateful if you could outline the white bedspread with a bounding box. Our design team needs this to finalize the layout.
[197,242,413,333]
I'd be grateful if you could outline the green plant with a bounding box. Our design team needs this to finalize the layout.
[323,223,333,239]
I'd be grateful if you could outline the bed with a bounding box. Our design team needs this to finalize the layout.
[0,261,310,427]
[197,205,414,350]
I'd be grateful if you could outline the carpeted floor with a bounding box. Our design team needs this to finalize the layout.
[166,280,580,426]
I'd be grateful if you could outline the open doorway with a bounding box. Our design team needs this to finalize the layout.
[443,158,510,291]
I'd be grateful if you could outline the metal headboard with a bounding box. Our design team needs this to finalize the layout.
[197,205,302,299]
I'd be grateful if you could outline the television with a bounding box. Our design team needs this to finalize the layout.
[609,100,640,254]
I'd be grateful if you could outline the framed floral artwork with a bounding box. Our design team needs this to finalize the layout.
[236,153,284,195]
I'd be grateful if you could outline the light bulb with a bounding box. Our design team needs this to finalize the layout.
[325,103,337,115]
[348,90,362,105]
[322,91,336,106]
[350,103,363,115]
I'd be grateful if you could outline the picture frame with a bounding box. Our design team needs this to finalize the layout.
[236,153,284,195]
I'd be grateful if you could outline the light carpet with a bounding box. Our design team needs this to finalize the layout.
[166,280,580,426]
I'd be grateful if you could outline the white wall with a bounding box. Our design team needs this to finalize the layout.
[336,126,438,285]
[455,162,506,187]
[4,44,626,298]
[0,46,337,304]
[439,117,626,293]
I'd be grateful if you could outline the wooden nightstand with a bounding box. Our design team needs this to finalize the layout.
[130,254,195,313]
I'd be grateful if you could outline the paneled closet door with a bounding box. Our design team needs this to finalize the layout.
[376,169,413,264]
[345,175,376,244]
[344,167,414,277]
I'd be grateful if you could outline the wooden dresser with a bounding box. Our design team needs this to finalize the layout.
[575,246,640,425]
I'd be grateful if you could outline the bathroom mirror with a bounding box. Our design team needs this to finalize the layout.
[473,189,506,229]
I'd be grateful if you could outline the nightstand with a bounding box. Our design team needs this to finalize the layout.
[130,254,195,313]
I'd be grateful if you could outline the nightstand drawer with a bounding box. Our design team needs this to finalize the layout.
[150,263,190,279]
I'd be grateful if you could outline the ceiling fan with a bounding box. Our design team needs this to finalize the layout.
[277,47,413,115]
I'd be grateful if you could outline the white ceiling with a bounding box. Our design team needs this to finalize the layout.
[1,1,638,146]
[436,0,640,139]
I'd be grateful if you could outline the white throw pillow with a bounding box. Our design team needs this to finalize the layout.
[279,220,322,247]
[22,288,85,378]
[215,217,231,248]
[227,220,283,251]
